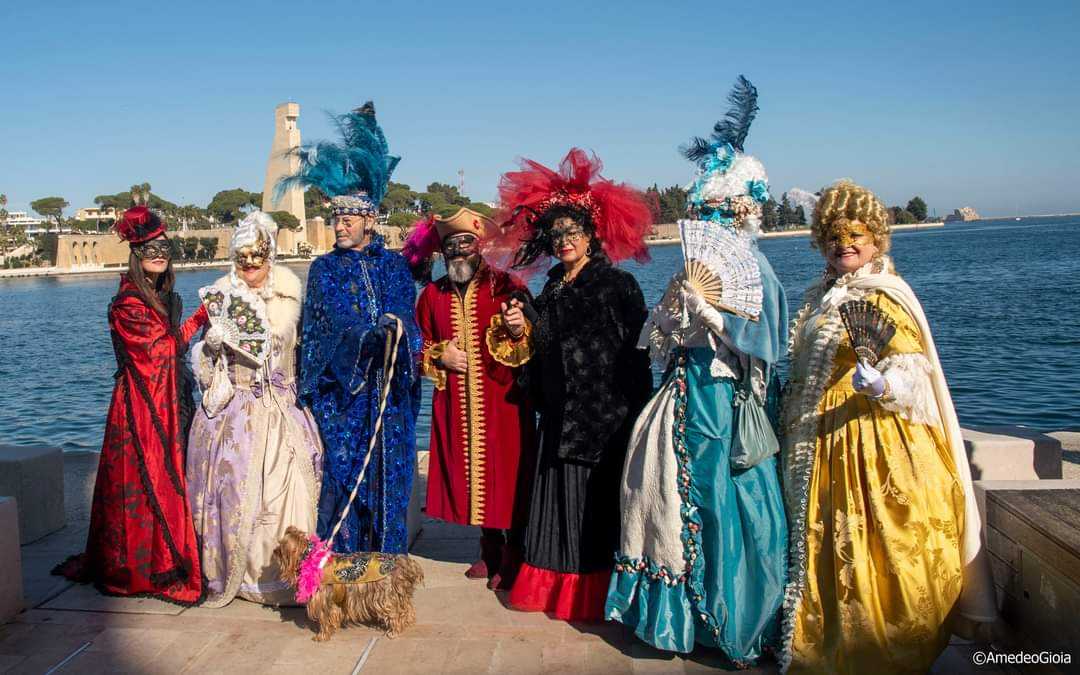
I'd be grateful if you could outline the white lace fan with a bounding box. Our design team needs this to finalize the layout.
[679,219,763,321]
[198,285,271,366]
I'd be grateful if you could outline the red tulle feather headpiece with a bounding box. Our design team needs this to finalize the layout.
[114,206,166,245]
[487,148,653,274]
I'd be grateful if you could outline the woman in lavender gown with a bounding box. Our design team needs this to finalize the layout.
[187,212,323,607]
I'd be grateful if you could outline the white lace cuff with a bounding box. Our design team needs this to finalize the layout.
[877,353,940,427]
[189,341,220,391]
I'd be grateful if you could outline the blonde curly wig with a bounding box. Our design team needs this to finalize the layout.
[811,180,891,254]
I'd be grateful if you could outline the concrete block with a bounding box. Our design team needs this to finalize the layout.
[962,425,1062,481]
[0,497,24,622]
[0,445,66,544]
[407,452,426,550]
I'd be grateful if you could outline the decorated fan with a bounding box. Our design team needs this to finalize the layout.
[199,285,271,365]
[679,219,763,321]
[839,300,896,366]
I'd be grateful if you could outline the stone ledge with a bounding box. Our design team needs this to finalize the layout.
[0,445,66,544]
[962,425,1062,481]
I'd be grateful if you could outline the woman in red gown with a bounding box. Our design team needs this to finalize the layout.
[57,206,208,604]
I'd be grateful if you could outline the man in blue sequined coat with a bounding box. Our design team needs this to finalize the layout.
[299,192,421,554]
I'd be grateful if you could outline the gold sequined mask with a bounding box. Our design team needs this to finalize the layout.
[234,232,272,269]
[826,220,873,249]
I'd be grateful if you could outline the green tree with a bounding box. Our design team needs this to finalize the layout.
[386,211,417,242]
[30,197,69,233]
[37,232,59,265]
[383,182,418,214]
[466,202,494,217]
[0,193,8,248]
[175,204,208,230]
[181,237,199,261]
[130,183,152,205]
[889,206,917,224]
[760,198,779,231]
[386,211,417,230]
[198,237,218,260]
[425,182,470,207]
[269,211,301,231]
[657,185,688,223]
[94,192,133,210]
[207,189,260,224]
[167,238,185,260]
[794,205,808,226]
[906,196,928,222]
[304,187,330,221]
[777,194,794,229]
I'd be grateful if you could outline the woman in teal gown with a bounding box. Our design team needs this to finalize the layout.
[605,77,788,665]
[605,245,788,665]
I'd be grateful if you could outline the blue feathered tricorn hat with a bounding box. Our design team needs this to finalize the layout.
[275,101,400,217]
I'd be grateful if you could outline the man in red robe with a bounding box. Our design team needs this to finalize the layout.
[412,207,535,590]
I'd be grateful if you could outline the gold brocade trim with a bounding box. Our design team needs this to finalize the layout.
[422,340,450,391]
[449,281,487,525]
[485,314,533,367]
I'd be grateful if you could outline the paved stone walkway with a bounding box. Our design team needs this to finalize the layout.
[1,454,1003,674]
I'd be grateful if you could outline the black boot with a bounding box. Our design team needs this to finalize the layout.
[465,529,504,580]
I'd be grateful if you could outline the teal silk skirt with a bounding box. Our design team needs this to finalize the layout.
[606,348,787,663]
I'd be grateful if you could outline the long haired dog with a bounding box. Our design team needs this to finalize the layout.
[273,526,424,641]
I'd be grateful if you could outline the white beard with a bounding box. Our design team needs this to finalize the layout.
[447,257,478,284]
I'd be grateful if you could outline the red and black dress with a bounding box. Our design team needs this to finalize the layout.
[508,258,652,621]
[58,277,208,604]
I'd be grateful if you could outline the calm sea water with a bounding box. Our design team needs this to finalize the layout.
[1,218,1077,452]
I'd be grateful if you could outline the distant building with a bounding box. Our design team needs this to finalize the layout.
[944,207,980,223]
[4,211,44,229]
[73,206,118,221]
[5,211,71,235]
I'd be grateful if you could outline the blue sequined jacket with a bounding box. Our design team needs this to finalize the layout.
[299,235,422,553]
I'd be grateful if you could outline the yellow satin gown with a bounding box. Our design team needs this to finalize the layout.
[788,291,965,674]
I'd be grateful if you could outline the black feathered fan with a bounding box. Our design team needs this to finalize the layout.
[839,300,896,366]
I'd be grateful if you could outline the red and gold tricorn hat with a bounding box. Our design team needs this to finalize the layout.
[402,206,496,272]
[433,206,496,241]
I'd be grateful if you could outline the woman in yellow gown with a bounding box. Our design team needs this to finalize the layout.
[779,181,997,673]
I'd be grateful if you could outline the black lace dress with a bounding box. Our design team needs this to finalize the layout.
[508,258,652,620]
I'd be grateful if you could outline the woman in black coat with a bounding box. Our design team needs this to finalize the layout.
[495,148,654,621]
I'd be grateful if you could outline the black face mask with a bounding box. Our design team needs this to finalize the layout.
[133,239,172,260]
[442,234,479,259]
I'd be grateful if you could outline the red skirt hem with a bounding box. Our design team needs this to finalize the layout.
[507,562,611,622]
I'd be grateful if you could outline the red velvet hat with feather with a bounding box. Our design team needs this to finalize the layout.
[485,148,654,276]
[114,206,166,245]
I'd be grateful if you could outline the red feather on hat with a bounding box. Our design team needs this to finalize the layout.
[488,148,653,275]
[114,206,166,244]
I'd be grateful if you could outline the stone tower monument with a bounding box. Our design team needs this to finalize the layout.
[262,102,307,253]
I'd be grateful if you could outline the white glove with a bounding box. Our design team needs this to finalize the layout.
[680,281,725,335]
[852,360,886,398]
[205,324,224,352]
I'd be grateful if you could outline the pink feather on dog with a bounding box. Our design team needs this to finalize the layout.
[296,534,331,604]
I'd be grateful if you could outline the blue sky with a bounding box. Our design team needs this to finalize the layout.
[3,0,1079,218]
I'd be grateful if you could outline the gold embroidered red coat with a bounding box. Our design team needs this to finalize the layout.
[416,265,535,529]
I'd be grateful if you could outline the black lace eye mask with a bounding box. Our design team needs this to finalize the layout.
[133,239,172,260]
